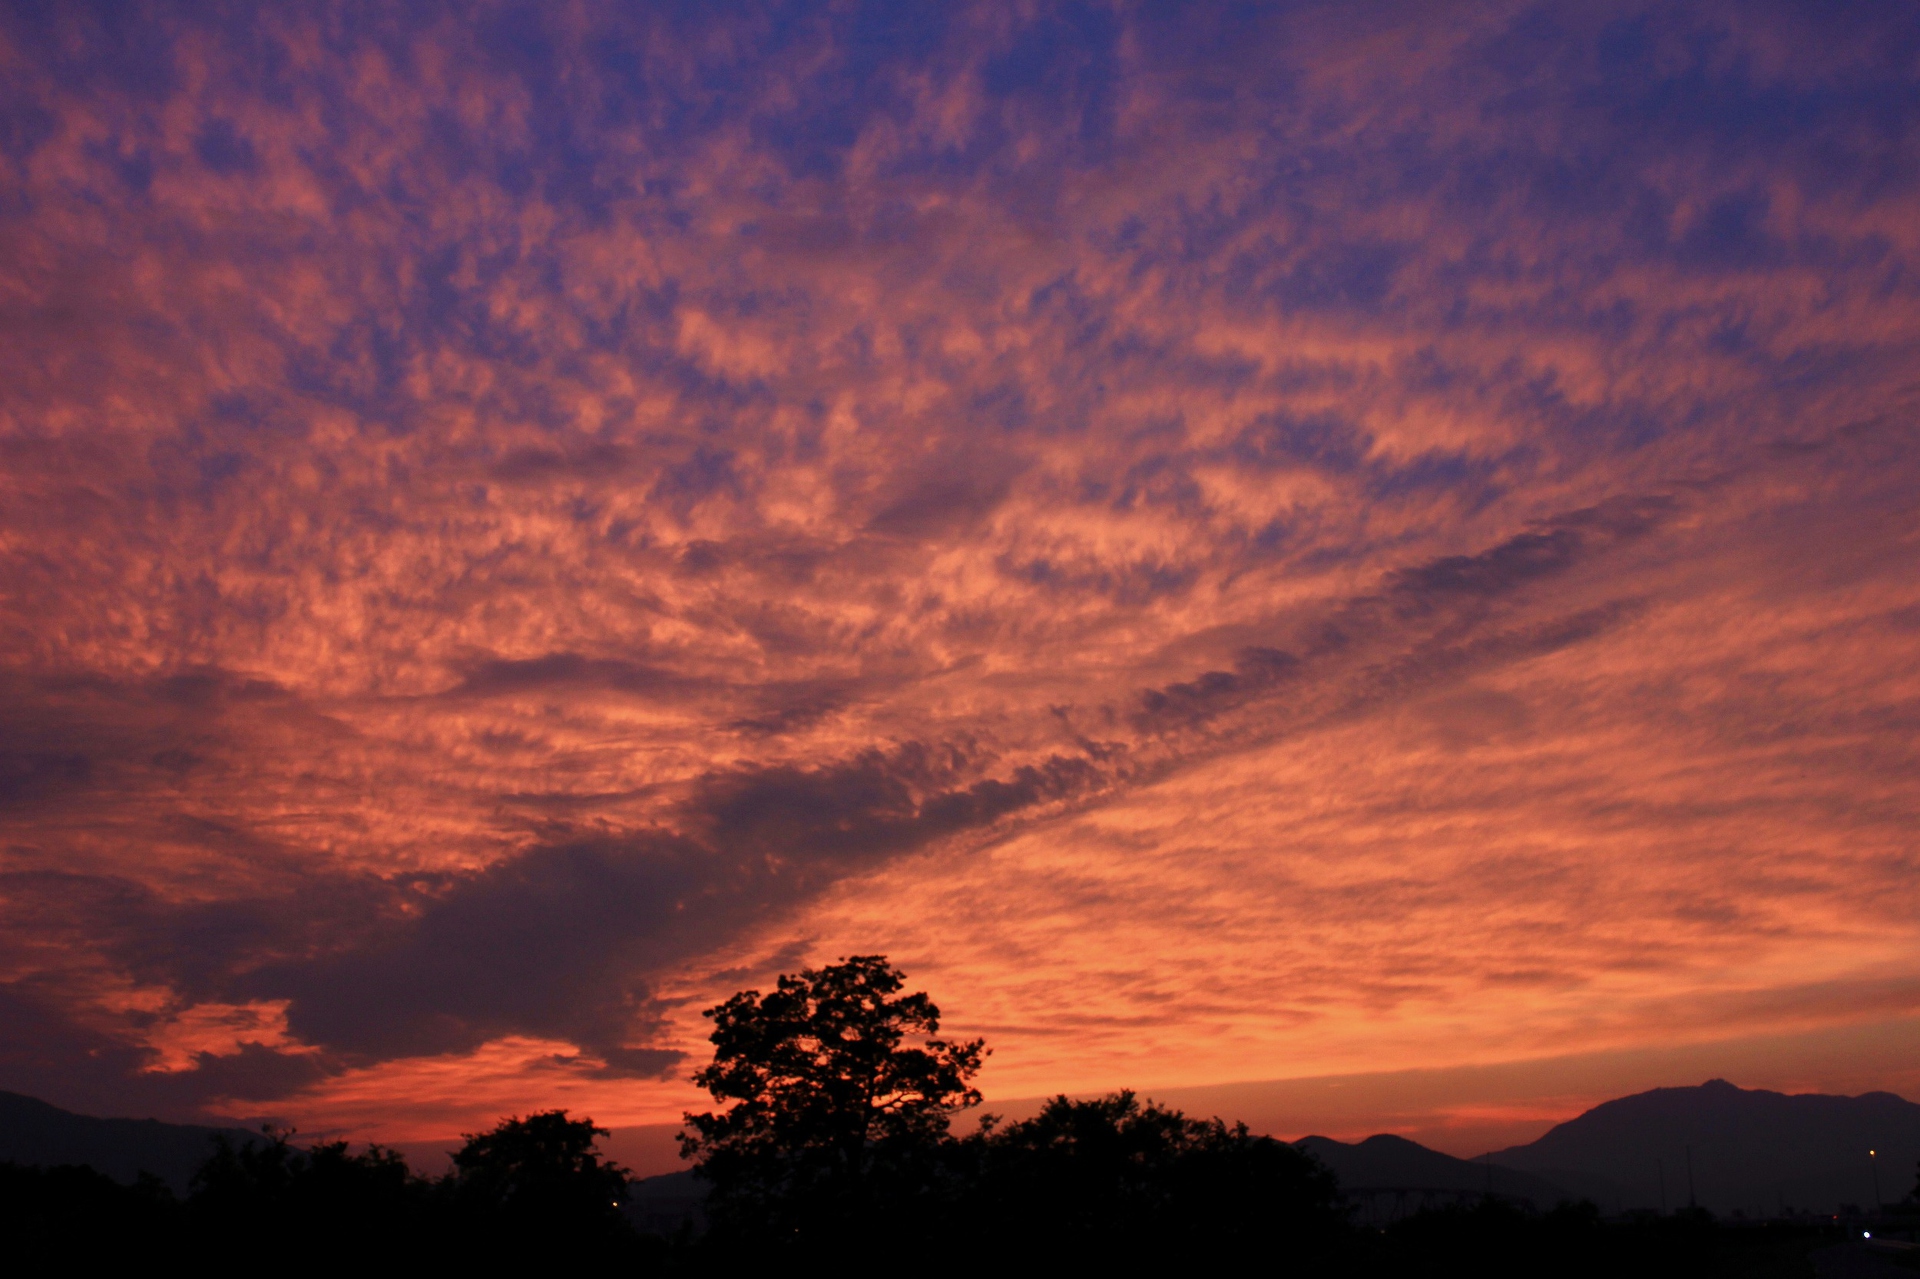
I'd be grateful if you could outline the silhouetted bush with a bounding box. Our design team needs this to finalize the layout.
[952,1091,1348,1269]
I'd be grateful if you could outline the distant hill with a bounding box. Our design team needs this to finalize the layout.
[1296,1132,1572,1213]
[1485,1079,1920,1216]
[624,1167,706,1236]
[0,1091,256,1193]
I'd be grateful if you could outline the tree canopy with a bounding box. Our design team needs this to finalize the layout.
[959,1091,1347,1266]
[187,1126,436,1261]
[450,1109,634,1257]
[680,953,985,1243]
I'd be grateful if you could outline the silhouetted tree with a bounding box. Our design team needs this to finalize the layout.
[2,1162,179,1265]
[191,1125,291,1200]
[681,954,985,1250]
[189,1125,438,1259]
[958,1091,1347,1268]
[177,1113,654,1267]
[449,1109,638,1261]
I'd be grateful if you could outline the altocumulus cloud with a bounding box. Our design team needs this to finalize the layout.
[0,1,1915,1125]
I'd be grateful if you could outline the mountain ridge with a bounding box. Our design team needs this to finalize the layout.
[1481,1079,1920,1215]
[0,1090,257,1193]
[1294,1131,1572,1211]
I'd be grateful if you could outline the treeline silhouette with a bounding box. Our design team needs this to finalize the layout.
[3,958,1856,1275]
[4,1111,649,1269]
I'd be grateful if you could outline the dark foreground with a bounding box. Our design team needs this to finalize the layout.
[4,957,1906,1277]
[3,1152,1879,1277]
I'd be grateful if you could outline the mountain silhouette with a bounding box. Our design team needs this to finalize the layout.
[0,1091,256,1192]
[1485,1079,1919,1216]
[1295,1132,1571,1213]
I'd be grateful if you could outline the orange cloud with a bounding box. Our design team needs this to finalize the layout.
[0,2,1915,1144]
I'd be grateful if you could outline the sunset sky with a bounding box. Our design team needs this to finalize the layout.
[2,2,1917,1165]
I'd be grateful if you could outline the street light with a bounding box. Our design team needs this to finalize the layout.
[1870,1149,1881,1212]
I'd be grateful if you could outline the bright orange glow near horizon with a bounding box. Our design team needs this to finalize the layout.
[1,2,1916,1162]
